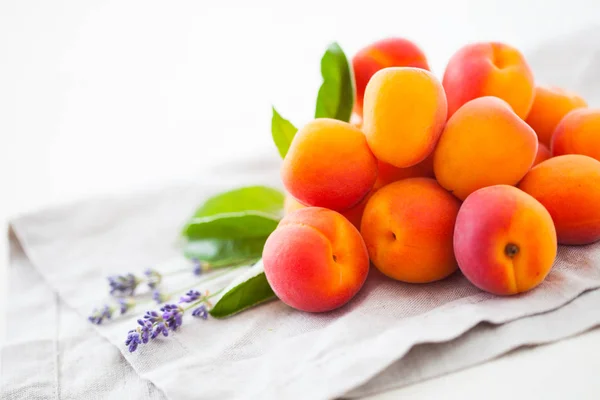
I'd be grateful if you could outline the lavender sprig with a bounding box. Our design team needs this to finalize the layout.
[192,259,206,276]
[124,289,220,353]
[88,305,113,325]
[107,268,163,298]
[88,298,136,324]
[152,289,170,304]
[191,304,208,319]
[108,273,140,296]
[144,268,163,290]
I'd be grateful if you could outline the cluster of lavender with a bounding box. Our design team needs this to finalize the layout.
[88,259,217,353]
[88,260,208,325]
[125,290,210,352]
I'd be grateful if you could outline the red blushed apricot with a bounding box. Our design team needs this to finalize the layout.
[443,42,535,119]
[361,178,461,283]
[373,152,435,190]
[352,37,429,116]
[519,155,600,245]
[552,108,600,162]
[454,185,557,295]
[526,86,587,147]
[533,143,551,167]
[434,97,538,200]
[363,67,447,168]
[263,207,369,312]
[281,118,377,211]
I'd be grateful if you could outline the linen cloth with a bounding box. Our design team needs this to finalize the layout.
[3,27,600,400]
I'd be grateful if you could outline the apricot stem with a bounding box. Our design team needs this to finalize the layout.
[504,243,520,258]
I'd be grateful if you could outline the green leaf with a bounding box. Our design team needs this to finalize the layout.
[315,42,355,122]
[183,237,267,266]
[209,259,277,318]
[183,211,280,239]
[271,107,298,159]
[192,186,284,218]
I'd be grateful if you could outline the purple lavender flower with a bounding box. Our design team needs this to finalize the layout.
[143,310,161,323]
[118,298,135,315]
[107,273,139,296]
[137,319,153,344]
[125,289,211,352]
[179,290,201,303]
[152,289,169,304]
[125,330,142,352]
[144,268,162,290]
[88,305,113,324]
[192,259,204,276]
[192,304,208,319]
[161,304,184,331]
[151,322,169,339]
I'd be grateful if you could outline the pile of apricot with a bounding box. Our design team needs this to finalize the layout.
[263,38,600,312]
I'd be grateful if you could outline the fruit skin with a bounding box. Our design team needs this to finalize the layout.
[454,185,557,295]
[525,86,587,147]
[363,67,447,168]
[533,143,552,167]
[434,97,538,201]
[443,42,535,119]
[263,207,369,312]
[352,37,429,117]
[551,108,600,162]
[360,178,461,283]
[281,118,377,212]
[518,155,600,245]
[373,152,435,191]
[283,194,305,214]
[283,194,369,230]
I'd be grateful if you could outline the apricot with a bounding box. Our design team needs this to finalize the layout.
[518,155,600,245]
[360,178,461,283]
[526,86,587,147]
[283,194,305,215]
[454,185,557,295]
[552,108,600,162]
[533,143,551,167]
[434,97,538,200]
[373,152,435,191]
[363,67,447,168]
[352,37,429,116]
[283,193,368,230]
[281,118,377,211]
[263,207,369,312]
[443,42,535,119]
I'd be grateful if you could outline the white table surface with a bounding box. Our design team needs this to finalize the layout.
[2,1,600,398]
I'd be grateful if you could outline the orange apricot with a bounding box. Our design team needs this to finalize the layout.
[526,86,587,147]
[373,152,435,191]
[533,143,552,167]
[283,193,369,230]
[519,155,600,245]
[434,97,538,200]
[552,108,600,162]
[281,118,377,211]
[363,67,447,168]
[352,37,429,116]
[454,185,557,295]
[360,178,461,283]
[283,194,305,215]
[263,207,369,312]
[443,42,535,119]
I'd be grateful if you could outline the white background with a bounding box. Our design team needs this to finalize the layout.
[1,0,600,398]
